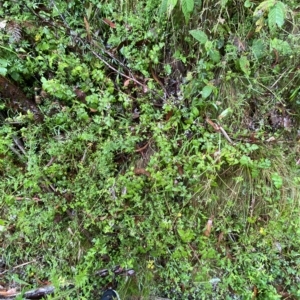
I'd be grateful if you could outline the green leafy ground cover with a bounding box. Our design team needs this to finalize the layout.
[0,0,300,299]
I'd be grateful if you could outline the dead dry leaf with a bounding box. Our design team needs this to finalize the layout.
[176,163,184,176]
[103,18,116,28]
[0,288,18,297]
[266,136,276,142]
[252,285,258,299]
[206,117,220,131]
[226,246,234,260]
[165,110,173,121]
[142,84,148,93]
[233,37,247,52]
[216,232,224,249]
[83,16,91,42]
[124,79,131,87]
[204,218,213,237]
[134,168,151,177]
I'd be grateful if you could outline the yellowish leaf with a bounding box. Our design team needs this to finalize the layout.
[255,17,265,32]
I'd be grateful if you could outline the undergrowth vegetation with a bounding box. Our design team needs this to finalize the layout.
[0,0,300,299]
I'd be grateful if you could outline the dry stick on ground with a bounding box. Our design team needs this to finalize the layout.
[135,140,151,152]
[8,146,24,161]
[90,49,146,88]
[12,136,26,155]
[89,46,166,101]
[219,126,234,144]
[188,243,201,263]
[0,260,36,275]
[45,156,56,167]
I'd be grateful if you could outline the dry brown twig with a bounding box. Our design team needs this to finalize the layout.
[206,117,234,144]
[0,260,36,275]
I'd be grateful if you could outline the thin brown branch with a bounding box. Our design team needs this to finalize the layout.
[0,259,36,275]
[219,126,234,144]
[90,49,146,89]
[135,141,150,152]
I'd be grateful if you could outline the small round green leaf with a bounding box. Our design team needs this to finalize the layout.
[201,85,213,99]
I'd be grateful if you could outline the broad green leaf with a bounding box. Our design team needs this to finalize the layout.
[191,106,199,117]
[184,0,194,12]
[186,71,193,81]
[218,108,232,120]
[270,38,292,55]
[85,3,93,20]
[0,58,8,75]
[167,0,178,17]
[171,246,189,259]
[159,0,168,15]
[201,85,213,99]
[244,0,253,8]
[164,64,172,75]
[189,29,208,44]
[268,2,285,29]
[239,56,250,76]
[209,49,221,63]
[251,39,265,59]
[0,67,7,76]
[181,0,194,22]
[0,58,8,67]
[205,40,213,51]
[240,155,252,166]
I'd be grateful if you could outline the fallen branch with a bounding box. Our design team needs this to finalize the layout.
[135,141,150,152]
[24,285,55,299]
[219,126,233,144]
[90,49,147,90]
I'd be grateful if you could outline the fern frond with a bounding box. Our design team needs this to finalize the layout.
[7,21,22,43]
